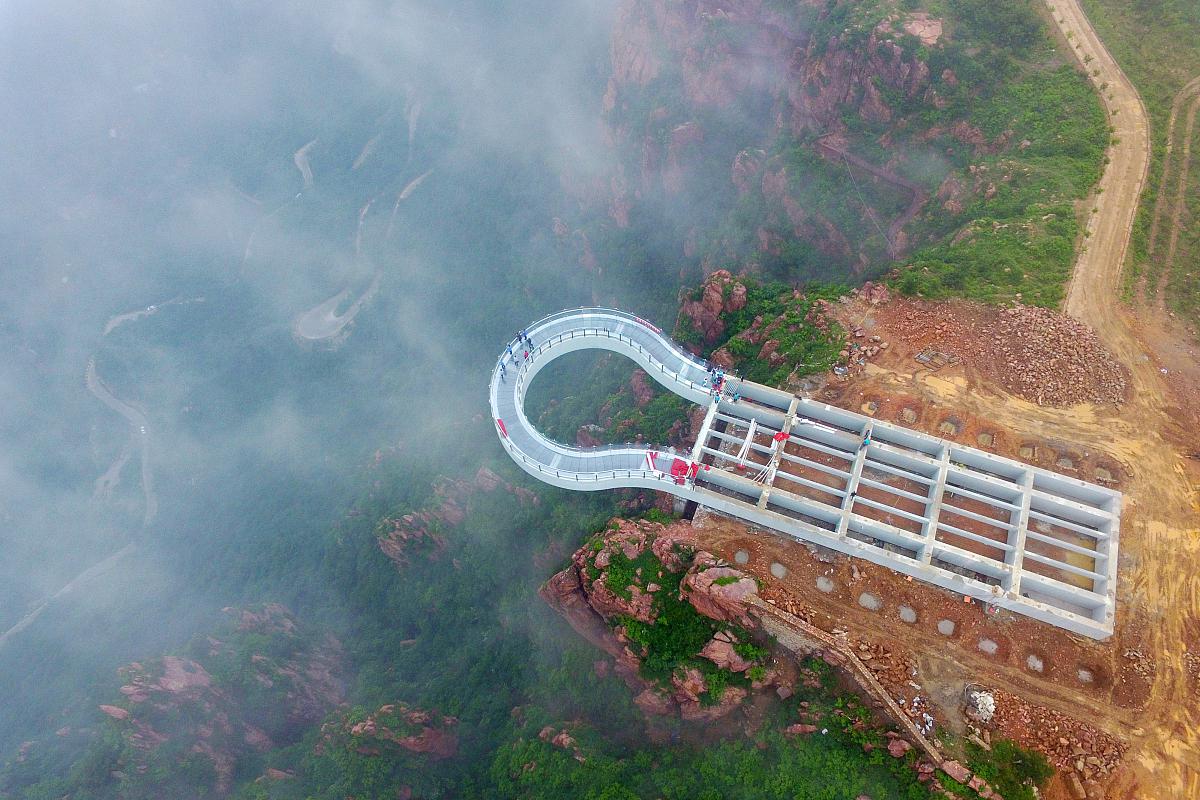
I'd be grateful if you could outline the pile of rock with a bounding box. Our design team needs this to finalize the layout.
[989,306,1127,406]
[839,331,891,368]
[964,688,996,724]
[885,301,1128,407]
[848,639,925,716]
[989,688,1124,798]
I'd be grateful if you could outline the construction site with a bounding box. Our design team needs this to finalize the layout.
[494,301,1143,795]
[713,281,1196,800]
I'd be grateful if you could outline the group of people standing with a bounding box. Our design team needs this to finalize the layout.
[704,365,742,402]
[497,329,534,383]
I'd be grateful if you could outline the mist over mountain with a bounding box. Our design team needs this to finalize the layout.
[0,0,625,754]
[0,0,1115,797]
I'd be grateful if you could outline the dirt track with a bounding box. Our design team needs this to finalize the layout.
[995,3,1197,795]
[1146,76,1200,307]
[695,5,1199,795]
[1048,0,1150,322]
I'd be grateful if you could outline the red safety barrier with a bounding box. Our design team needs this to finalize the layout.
[633,316,661,333]
[495,418,508,438]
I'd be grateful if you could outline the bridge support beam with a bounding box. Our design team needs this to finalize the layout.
[489,308,1123,640]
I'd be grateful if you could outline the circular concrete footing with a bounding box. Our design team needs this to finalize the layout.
[1077,668,1094,684]
[1026,654,1044,672]
[770,562,788,579]
[978,638,999,655]
[734,550,749,565]
[858,592,882,611]
[898,605,917,624]
[816,576,835,593]
[937,619,956,636]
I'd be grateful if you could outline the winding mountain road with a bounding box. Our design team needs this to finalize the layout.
[1047,0,1151,327]
[86,358,156,525]
[1042,3,1200,796]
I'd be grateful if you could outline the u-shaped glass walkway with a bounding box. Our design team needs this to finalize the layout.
[490,308,1121,640]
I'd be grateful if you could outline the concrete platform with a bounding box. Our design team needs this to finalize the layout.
[490,308,1121,639]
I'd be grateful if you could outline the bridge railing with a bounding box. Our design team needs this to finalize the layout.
[494,432,683,486]
[489,308,732,474]
[491,307,715,389]
[522,324,709,393]
[492,326,710,463]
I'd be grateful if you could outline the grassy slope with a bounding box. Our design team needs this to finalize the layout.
[890,0,1108,306]
[1078,0,1200,323]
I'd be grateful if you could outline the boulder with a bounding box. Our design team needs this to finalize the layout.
[634,689,674,716]
[699,633,753,672]
[99,705,129,721]
[671,667,707,703]
[727,282,747,312]
[682,556,757,626]
[679,687,747,722]
[942,760,971,784]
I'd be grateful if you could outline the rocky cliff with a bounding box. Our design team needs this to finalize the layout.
[376,466,539,568]
[541,517,785,724]
[319,703,458,761]
[585,0,990,277]
[676,269,846,386]
[88,605,344,797]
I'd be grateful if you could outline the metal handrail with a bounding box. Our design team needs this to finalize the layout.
[496,434,682,485]
[488,309,743,485]
[492,326,710,460]
[489,308,719,396]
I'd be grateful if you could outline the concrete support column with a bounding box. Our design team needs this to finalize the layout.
[918,446,951,563]
[1005,469,1035,596]
[759,397,800,508]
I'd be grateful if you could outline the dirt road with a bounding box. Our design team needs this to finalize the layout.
[1148,77,1200,305]
[1047,0,1151,324]
[953,6,1200,795]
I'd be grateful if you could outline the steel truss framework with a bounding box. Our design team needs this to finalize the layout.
[490,309,1121,639]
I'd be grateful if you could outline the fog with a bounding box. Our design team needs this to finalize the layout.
[0,0,626,755]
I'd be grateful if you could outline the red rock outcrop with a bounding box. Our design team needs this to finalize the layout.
[99,705,129,721]
[87,606,344,797]
[681,554,758,628]
[377,466,538,568]
[699,631,754,672]
[677,269,748,347]
[326,703,458,761]
[542,517,773,725]
[538,725,587,763]
[592,1,960,273]
[629,370,654,407]
[786,25,930,136]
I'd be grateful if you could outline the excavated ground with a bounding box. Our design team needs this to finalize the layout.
[684,287,1199,800]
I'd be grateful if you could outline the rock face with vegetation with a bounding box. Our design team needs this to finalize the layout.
[569,0,1107,306]
[319,703,458,761]
[541,517,777,723]
[77,605,343,798]
[676,269,847,387]
[376,466,539,569]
